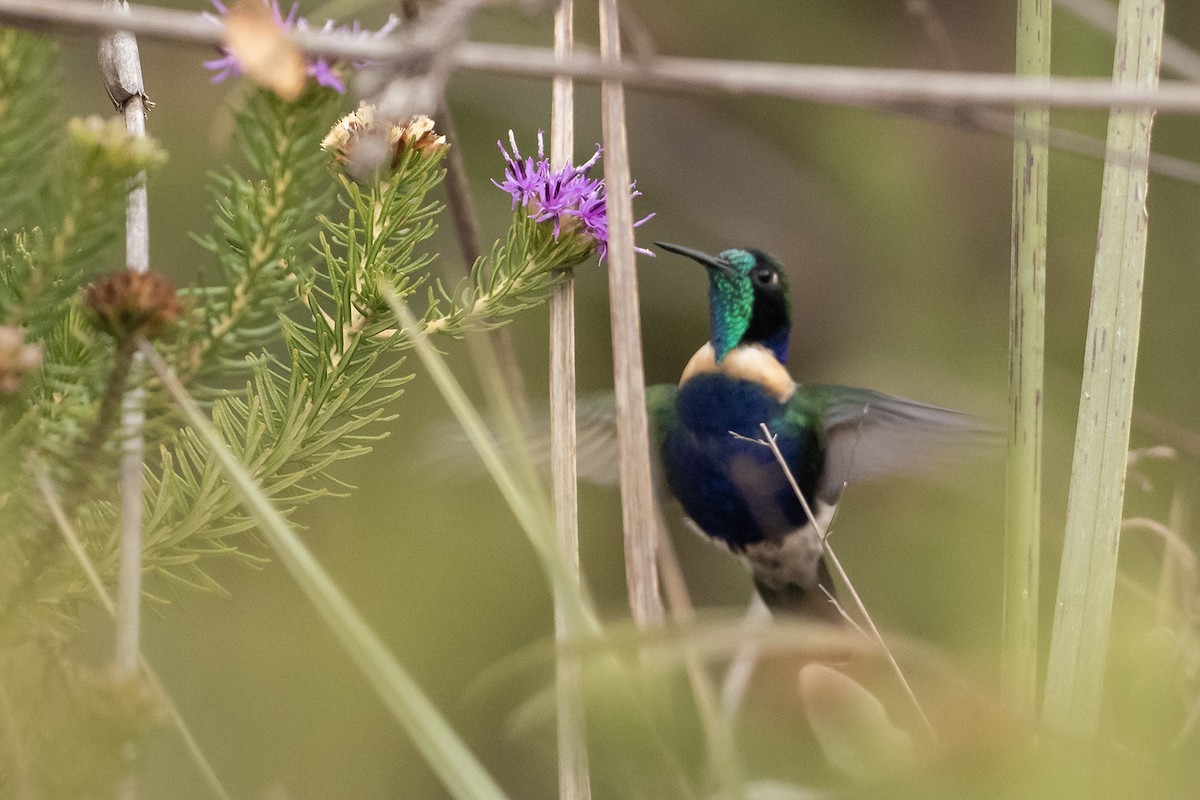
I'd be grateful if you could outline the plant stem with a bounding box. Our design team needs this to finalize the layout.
[548,3,592,800]
[1003,0,1049,722]
[597,0,662,627]
[99,3,149,795]
[1042,0,1163,738]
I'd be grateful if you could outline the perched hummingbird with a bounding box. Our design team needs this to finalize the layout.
[646,242,983,621]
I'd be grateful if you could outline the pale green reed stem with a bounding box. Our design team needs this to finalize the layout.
[1003,0,1050,721]
[1042,0,1163,738]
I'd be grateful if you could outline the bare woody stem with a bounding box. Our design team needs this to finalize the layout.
[755,424,936,741]
[4,0,1200,110]
[99,2,150,797]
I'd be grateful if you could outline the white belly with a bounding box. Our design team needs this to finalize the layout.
[740,501,836,591]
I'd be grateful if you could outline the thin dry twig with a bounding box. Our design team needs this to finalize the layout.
[6,0,1200,111]
[755,423,937,740]
[362,0,486,117]
[905,0,1200,187]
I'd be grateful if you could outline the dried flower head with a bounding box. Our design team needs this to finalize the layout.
[0,326,43,394]
[203,0,400,94]
[85,270,183,341]
[493,130,653,262]
[322,106,448,173]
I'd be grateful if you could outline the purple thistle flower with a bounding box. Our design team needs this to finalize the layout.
[202,0,399,94]
[491,131,547,209]
[494,131,653,262]
[531,166,598,237]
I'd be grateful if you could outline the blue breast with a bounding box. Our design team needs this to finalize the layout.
[661,372,824,550]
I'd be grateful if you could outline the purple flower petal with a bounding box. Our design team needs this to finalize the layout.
[493,132,653,262]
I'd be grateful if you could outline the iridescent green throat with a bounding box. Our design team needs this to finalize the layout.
[707,249,756,360]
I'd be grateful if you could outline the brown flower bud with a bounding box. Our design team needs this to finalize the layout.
[84,270,182,341]
[0,326,43,394]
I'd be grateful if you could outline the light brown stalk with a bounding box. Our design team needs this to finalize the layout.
[597,0,661,627]
[548,4,591,800]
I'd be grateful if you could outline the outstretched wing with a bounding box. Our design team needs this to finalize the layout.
[802,385,997,504]
[424,386,677,486]
[575,384,677,486]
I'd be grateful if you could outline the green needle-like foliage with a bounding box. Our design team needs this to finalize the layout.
[0,39,598,632]
[182,86,342,393]
[0,29,606,792]
[0,30,57,227]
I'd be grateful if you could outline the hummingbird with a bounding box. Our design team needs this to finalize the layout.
[647,242,984,621]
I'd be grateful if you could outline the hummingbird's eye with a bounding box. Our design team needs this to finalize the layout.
[751,266,778,287]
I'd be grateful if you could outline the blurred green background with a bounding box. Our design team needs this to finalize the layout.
[45,0,1200,796]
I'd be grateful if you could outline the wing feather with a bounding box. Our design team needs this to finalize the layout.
[804,385,996,503]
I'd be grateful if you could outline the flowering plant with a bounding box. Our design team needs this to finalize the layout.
[203,0,399,93]
[494,131,653,263]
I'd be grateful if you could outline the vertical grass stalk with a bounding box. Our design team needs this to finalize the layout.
[548,3,593,799]
[1003,0,1050,721]
[597,0,663,628]
[1042,0,1163,737]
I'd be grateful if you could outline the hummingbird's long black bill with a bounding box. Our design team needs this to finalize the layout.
[655,241,736,277]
